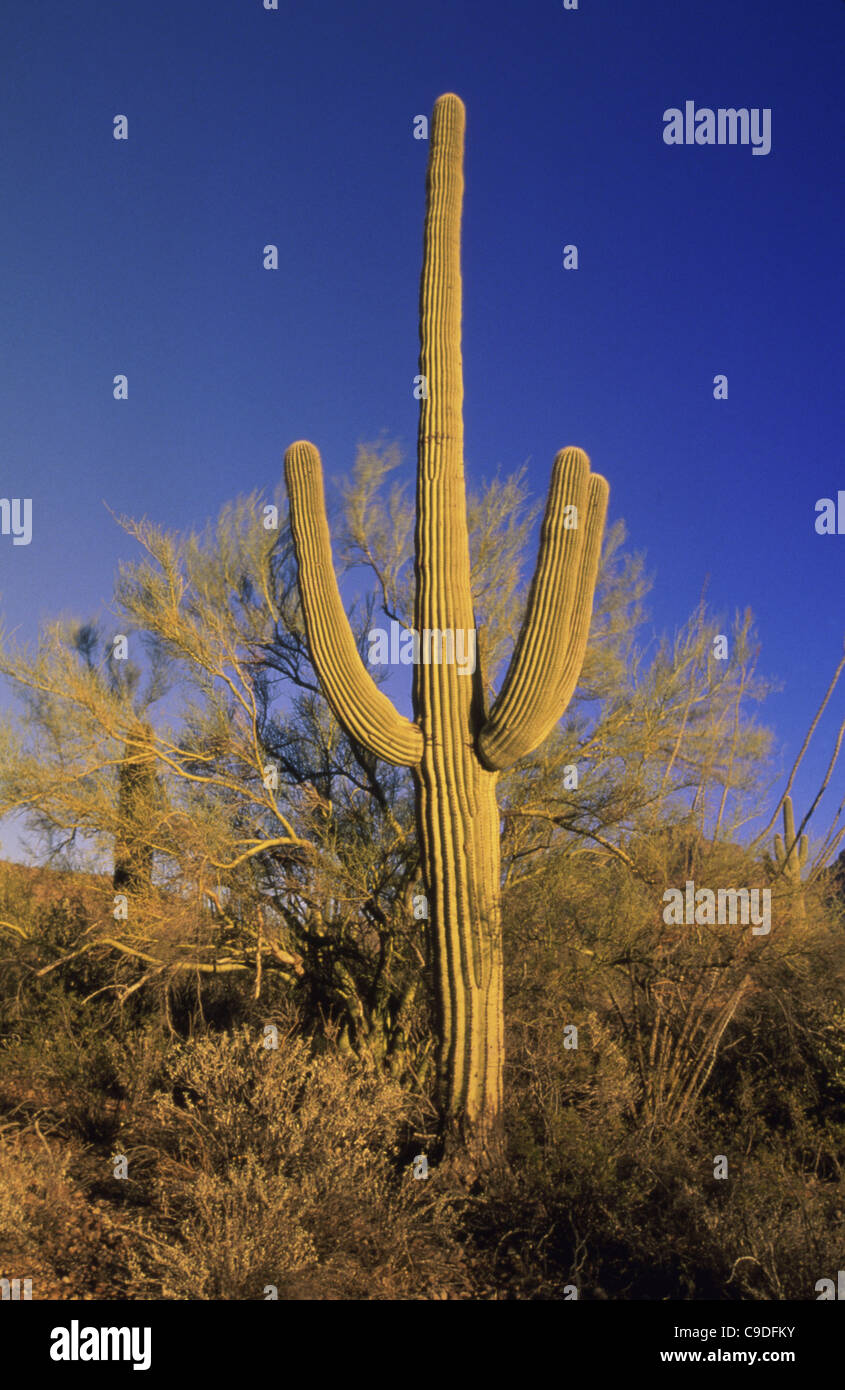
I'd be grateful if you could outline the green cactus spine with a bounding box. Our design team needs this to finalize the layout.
[284,94,609,1168]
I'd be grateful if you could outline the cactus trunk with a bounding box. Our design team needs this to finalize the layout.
[412,94,505,1164]
[284,93,609,1171]
[413,744,504,1162]
[773,794,808,919]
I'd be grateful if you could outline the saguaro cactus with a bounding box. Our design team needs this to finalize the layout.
[284,94,609,1168]
[773,795,808,917]
[113,726,156,894]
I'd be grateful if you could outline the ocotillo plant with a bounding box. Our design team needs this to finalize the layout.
[284,93,609,1168]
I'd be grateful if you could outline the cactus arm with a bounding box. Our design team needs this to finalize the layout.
[284,440,423,767]
[477,447,609,772]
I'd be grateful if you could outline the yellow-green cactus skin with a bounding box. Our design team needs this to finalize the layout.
[774,794,809,887]
[284,94,609,1165]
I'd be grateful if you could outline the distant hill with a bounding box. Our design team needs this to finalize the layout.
[0,858,112,920]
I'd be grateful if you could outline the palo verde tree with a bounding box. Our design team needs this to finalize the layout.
[283,93,609,1169]
[0,457,561,1072]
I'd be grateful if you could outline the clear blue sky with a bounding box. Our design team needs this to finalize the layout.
[1,0,843,859]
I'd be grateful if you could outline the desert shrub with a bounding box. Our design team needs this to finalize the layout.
[707,1138,845,1299]
[492,836,845,1299]
[127,1152,319,1300]
[0,1127,77,1250]
[2,998,123,1144]
[124,1021,474,1299]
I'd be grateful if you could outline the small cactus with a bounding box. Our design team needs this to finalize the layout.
[773,794,808,887]
[113,725,156,894]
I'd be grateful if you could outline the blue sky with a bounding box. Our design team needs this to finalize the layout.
[1,0,843,859]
